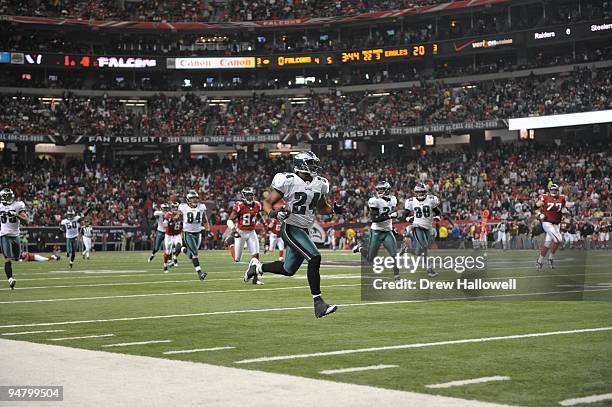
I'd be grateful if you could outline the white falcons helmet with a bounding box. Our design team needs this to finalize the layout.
[414,183,428,201]
[241,187,255,204]
[549,184,559,198]
[375,181,391,198]
[293,151,322,176]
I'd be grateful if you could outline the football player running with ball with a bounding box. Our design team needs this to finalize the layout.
[535,183,566,270]
[178,190,209,280]
[404,183,442,278]
[243,151,343,318]
[354,181,401,281]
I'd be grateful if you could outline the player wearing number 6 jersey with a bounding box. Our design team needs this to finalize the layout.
[227,187,265,284]
[405,183,441,277]
[243,151,343,318]
[178,190,209,281]
[535,184,566,271]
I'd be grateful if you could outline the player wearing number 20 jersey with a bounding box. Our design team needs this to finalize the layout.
[243,151,342,318]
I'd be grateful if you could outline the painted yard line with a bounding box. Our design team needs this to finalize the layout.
[1,330,65,336]
[163,346,235,355]
[425,376,511,389]
[0,283,361,304]
[2,288,612,329]
[234,326,612,364]
[320,365,399,375]
[559,393,612,406]
[102,340,172,348]
[48,334,115,341]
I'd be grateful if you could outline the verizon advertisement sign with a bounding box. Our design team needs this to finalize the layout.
[168,57,256,69]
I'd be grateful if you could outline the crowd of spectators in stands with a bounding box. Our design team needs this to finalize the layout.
[1,67,610,138]
[2,142,609,248]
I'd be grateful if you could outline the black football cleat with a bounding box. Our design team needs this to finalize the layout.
[536,261,544,272]
[394,272,401,282]
[548,258,555,269]
[8,277,16,290]
[314,296,338,318]
[427,268,438,278]
[148,254,155,263]
[197,271,208,281]
[69,262,73,270]
[243,263,257,283]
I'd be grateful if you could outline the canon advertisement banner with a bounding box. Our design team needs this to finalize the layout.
[167,57,256,69]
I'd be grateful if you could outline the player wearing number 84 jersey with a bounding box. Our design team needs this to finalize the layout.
[178,190,209,281]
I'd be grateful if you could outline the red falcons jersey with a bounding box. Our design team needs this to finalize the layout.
[268,219,282,236]
[541,194,566,224]
[233,200,262,231]
[164,213,183,235]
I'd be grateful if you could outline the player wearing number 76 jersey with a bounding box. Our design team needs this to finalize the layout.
[243,151,343,318]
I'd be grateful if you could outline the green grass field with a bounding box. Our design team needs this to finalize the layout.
[1,249,611,406]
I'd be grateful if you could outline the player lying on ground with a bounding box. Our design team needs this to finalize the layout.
[353,181,401,281]
[20,252,60,262]
[227,186,265,285]
[243,151,343,318]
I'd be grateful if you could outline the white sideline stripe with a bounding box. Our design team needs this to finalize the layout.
[1,329,64,336]
[49,334,115,341]
[2,289,612,329]
[163,346,235,355]
[320,364,398,375]
[0,283,360,304]
[559,393,612,406]
[102,340,172,348]
[15,273,362,282]
[234,326,612,364]
[426,376,511,389]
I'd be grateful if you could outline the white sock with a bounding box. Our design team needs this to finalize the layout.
[313,294,321,299]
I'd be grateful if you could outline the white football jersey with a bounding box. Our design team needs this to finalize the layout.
[179,203,207,233]
[405,195,440,230]
[82,226,94,238]
[271,172,330,229]
[368,195,397,231]
[61,215,82,239]
[154,210,166,233]
[0,201,26,237]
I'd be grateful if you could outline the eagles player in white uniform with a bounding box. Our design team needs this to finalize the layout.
[404,183,441,277]
[0,189,29,289]
[81,218,94,259]
[356,181,401,280]
[148,203,169,263]
[243,151,343,318]
[178,190,209,280]
[60,206,91,269]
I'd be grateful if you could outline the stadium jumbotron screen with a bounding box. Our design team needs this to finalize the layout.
[0,0,611,405]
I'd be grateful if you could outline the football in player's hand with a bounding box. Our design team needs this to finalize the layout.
[538,213,546,221]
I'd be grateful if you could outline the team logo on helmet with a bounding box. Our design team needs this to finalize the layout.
[0,188,14,205]
[293,151,322,177]
[375,181,391,198]
[241,187,255,204]
[414,183,428,201]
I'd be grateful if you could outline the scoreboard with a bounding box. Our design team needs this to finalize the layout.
[340,44,438,64]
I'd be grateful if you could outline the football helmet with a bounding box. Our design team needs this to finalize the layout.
[241,187,255,204]
[187,190,199,208]
[0,188,14,205]
[160,203,170,211]
[375,181,391,198]
[414,183,428,201]
[171,202,179,212]
[549,183,560,198]
[293,151,322,177]
[66,209,76,219]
